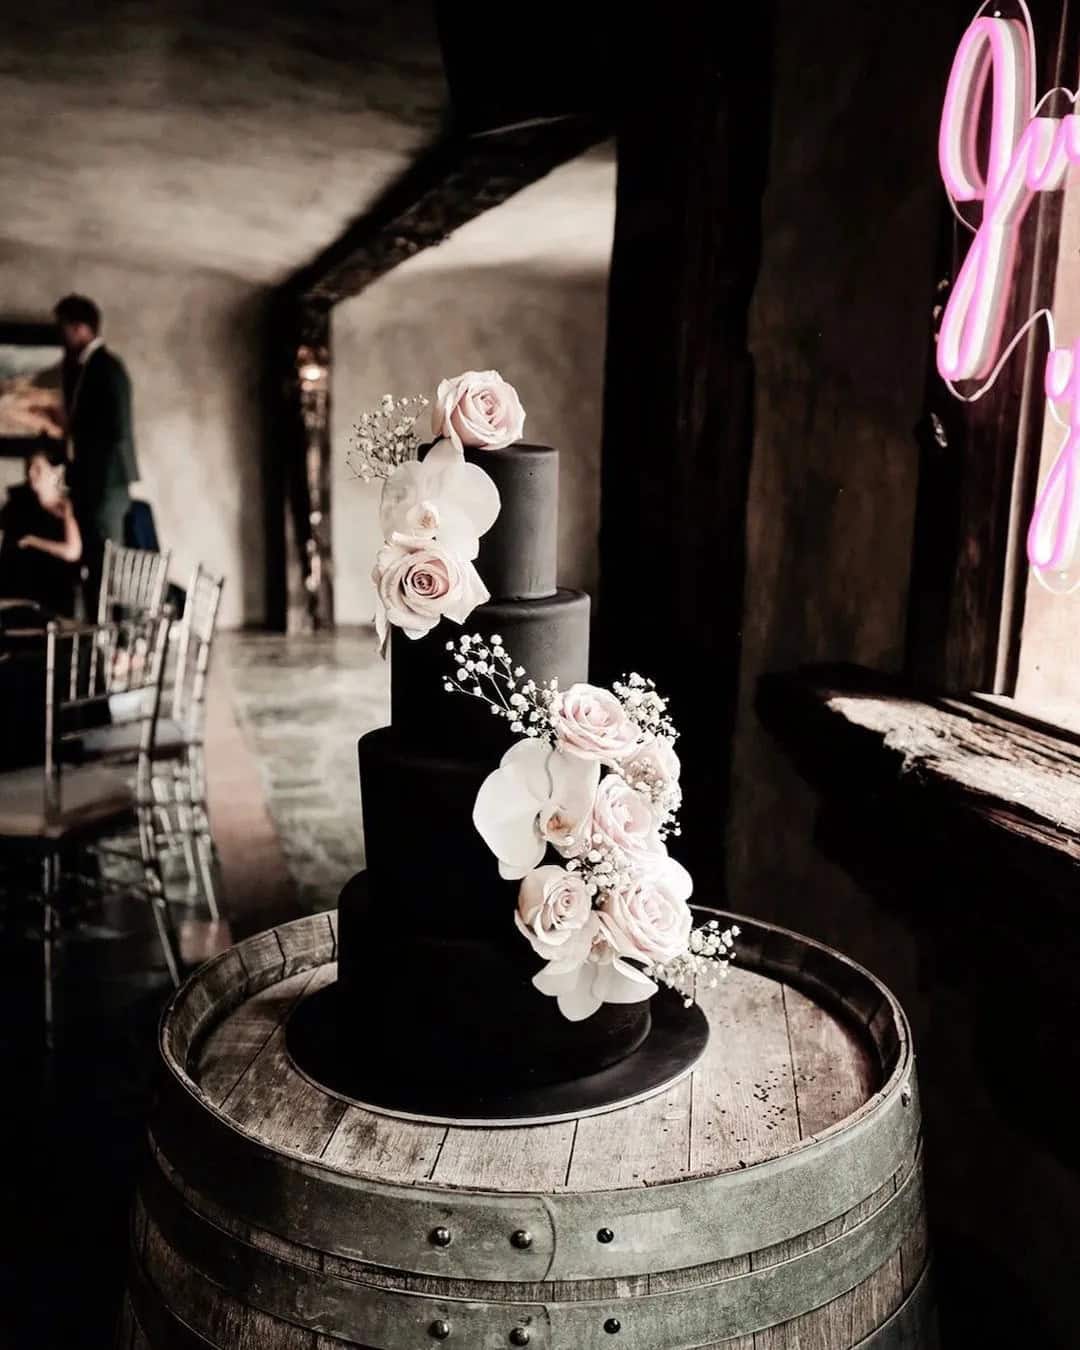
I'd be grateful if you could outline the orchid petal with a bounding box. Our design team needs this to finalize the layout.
[473,738,551,874]
[557,982,603,1022]
[378,461,427,539]
[532,962,601,1021]
[547,749,601,821]
[499,856,537,882]
[502,737,555,800]
[592,958,658,1004]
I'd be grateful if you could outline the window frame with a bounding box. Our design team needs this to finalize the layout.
[904,0,1080,702]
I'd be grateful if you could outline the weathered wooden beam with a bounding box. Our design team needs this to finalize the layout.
[286,118,608,308]
[594,7,774,905]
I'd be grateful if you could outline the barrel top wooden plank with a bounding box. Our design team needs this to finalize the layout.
[785,983,877,1139]
[221,964,345,1155]
[321,1106,446,1182]
[433,1118,579,1191]
[188,954,885,1194]
[196,967,317,1108]
[567,1073,692,1190]
[691,966,801,1175]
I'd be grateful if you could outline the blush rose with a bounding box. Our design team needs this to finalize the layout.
[551,683,641,764]
[600,876,693,966]
[373,533,489,644]
[588,774,664,862]
[432,370,526,451]
[516,865,596,963]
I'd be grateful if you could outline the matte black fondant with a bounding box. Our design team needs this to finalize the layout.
[291,922,708,1120]
[357,728,506,936]
[466,442,558,601]
[389,588,590,754]
[336,873,651,1093]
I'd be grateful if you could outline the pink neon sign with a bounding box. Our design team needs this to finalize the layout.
[937,11,1080,573]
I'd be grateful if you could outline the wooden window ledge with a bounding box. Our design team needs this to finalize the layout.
[756,664,1080,902]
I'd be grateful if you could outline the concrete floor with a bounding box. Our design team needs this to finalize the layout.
[0,625,384,1350]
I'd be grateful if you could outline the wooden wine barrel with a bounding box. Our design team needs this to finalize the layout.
[119,910,936,1350]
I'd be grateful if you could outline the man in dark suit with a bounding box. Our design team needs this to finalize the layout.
[53,294,140,611]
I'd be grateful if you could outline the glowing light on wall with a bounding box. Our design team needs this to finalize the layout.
[937,7,1080,578]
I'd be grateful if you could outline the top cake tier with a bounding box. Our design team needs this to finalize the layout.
[464,441,557,601]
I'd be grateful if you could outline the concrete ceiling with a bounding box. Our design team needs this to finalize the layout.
[0,0,447,283]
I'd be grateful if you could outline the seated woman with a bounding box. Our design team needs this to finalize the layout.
[0,443,82,618]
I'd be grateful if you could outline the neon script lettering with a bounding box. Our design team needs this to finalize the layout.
[938,14,1080,571]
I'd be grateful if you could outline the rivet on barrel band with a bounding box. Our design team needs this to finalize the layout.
[429,1319,451,1339]
[510,1229,533,1249]
[429,1227,452,1247]
[509,1328,531,1346]
[597,1227,615,1243]
[604,1317,622,1334]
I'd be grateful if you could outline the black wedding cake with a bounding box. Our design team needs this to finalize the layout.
[333,443,653,1100]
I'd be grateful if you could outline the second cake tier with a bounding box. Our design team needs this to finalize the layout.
[390,588,589,756]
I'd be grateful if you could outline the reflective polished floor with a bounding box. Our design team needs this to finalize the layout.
[0,627,384,1350]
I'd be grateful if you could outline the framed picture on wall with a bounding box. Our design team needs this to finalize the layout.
[0,322,66,458]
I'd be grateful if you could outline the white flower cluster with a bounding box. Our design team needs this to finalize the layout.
[347,393,430,482]
[612,673,677,742]
[443,633,558,742]
[621,757,683,835]
[446,634,740,1020]
[562,834,636,897]
[651,921,740,1007]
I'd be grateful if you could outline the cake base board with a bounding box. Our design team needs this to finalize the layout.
[285,982,710,1127]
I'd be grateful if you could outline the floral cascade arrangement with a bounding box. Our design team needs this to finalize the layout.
[444,633,738,1022]
[349,372,526,654]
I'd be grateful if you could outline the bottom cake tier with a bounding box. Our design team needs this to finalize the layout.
[336,871,653,1092]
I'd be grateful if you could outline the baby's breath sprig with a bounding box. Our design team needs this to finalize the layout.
[347,393,430,482]
[612,672,678,743]
[563,835,636,902]
[443,634,558,741]
[651,921,740,1007]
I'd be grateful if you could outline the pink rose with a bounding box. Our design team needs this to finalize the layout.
[432,370,526,451]
[621,735,682,804]
[588,774,664,862]
[600,876,693,966]
[515,865,596,962]
[551,683,641,764]
[373,533,488,644]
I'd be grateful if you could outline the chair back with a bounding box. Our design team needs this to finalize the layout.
[170,565,225,739]
[97,542,171,623]
[45,613,172,817]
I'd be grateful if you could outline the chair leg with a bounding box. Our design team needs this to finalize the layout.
[41,852,59,1053]
[186,747,220,921]
[172,762,201,899]
[152,773,179,856]
[137,806,181,987]
[193,815,220,922]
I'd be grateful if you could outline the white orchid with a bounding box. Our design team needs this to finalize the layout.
[472,738,600,881]
[379,437,500,561]
[532,925,658,1022]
